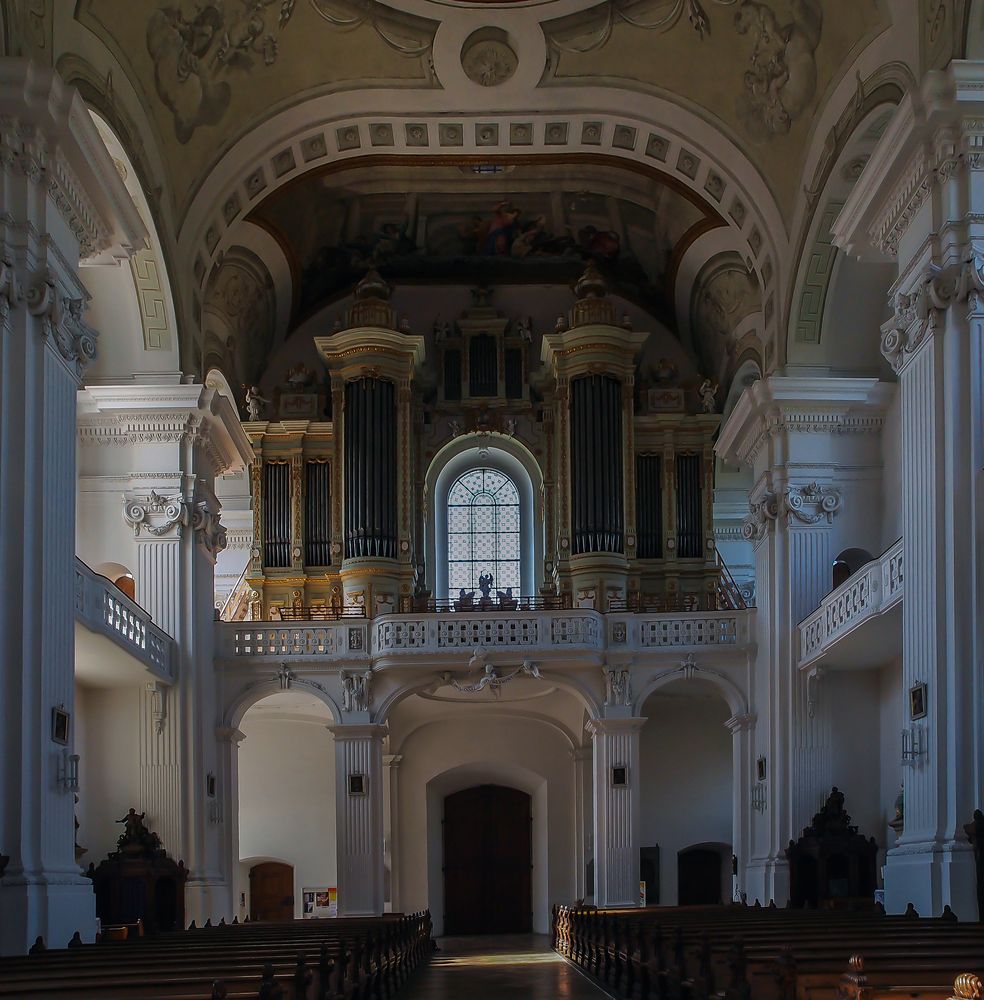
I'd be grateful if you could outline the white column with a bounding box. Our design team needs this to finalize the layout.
[589,718,644,908]
[383,752,402,912]
[878,275,979,917]
[0,62,144,955]
[717,377,891,907]
[571,745,592,902]
[329,724,386,917]
[79,383,252,924]
[216,726,246,922]
[831,64,984,917]
[725,713,756,903]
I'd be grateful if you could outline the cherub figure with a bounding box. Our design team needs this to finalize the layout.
[244,385,269,421]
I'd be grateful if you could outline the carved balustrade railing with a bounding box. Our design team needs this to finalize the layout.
[797,538,903,669]
[215,606,754,661]
[74,558,176,682]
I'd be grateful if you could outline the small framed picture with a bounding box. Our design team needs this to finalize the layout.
[756,756,767,782]
[51,707,70,746]
[348,773,367,796]
[611,765,628,788]
[909,682,927,721]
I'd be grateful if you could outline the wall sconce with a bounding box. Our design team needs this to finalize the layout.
[901,725,925,767]
[751,782,767,813]
[58,751,80,793]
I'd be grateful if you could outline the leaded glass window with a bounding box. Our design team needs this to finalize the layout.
[447,468,521,600]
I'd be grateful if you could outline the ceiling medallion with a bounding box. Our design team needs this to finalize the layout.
[461,30,519,87]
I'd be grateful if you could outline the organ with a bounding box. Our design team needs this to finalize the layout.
[239,264,738,620]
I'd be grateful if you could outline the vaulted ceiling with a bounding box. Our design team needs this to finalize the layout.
[5,0,953,387]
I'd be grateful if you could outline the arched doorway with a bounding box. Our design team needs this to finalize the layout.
[249,861,294,922]
[677,846,727,906]
[443,785,532,934]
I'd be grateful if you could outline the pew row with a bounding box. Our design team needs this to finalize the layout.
[0,911,432,999]
[552,903,984,1000]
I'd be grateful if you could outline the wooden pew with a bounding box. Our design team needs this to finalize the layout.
[552,903,984,1000]
[0,910,432,999]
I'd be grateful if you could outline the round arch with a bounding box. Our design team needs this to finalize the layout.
[633,664,749,719]
[425,433,544,601]
[223,678,342,731]
[179,99,786,316]
[373,665,604,727]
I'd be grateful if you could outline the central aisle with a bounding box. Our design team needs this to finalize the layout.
[402,935,614,999]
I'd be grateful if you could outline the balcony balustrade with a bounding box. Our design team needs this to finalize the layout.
[74,558,176,682]
[797,539,903,671]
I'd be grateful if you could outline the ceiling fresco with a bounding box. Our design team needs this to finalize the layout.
[247,161,721,328]
[75,0,437,212]
[70,0,889,225]
[543,0,887,216]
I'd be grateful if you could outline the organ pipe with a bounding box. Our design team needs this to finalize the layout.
[675,453,703,558]
[571,374,624,554]
[304,460,331,566]
[263,461,291,568]
[344,377,397,559]
[636,455,663,559]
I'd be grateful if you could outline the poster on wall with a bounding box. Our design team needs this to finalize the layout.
[302,887,338,918]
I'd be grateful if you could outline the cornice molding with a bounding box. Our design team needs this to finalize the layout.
[716,376,893,468]
[834,64,984,261]
[0,60,145,263]
[77,383,253,474]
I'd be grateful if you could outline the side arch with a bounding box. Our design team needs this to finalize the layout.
[633,663,749,719]
[223,678,342,730]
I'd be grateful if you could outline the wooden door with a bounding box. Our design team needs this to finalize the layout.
[444,785,532,935]
[677,848,722,906]
[249,862,294,922]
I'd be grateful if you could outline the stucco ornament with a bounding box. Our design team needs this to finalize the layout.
[782,482,841,525]
[603,664,632,707]
[461,37,518,88]
[741,491,778,541]
[341,669,373,712]
[123,491,189,537]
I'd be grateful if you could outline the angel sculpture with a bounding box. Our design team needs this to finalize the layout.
[478,572,494,598]
[698,378,718,414]
[244,385,269,421]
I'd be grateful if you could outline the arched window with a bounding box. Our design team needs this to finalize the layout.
[446,468,521,599]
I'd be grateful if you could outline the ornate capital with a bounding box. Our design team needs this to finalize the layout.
[123,490,188,537]
[0,258,22,324]
[782,481,841,525]
[724,712,756,735]
[882,256,984,373]
[741,491,779,541]
[192,502,227,561]
[26,274,98,380]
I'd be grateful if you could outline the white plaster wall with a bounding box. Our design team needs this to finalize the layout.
[639,695,732,906]
[880,389,903,550]
[878,660,904,856]
[826,671,883,847]
[237,717,337,918]
[74,683,142,867]
[394,715,576,935]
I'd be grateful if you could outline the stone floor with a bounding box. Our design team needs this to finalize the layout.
[402,935,614,999]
